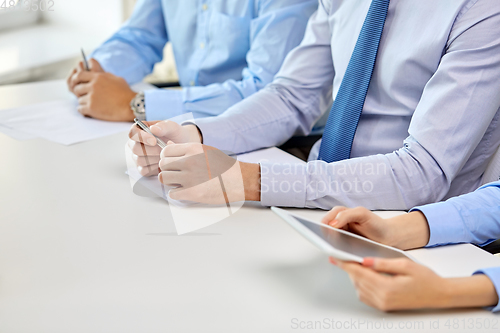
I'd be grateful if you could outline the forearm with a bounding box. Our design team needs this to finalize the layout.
[196,85,322,154]
[145,78,262,121]
[91,0,167,84]
[259,142,448,209]
[439,275,499,309]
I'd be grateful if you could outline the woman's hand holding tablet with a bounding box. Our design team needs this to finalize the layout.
[271,207,414,263]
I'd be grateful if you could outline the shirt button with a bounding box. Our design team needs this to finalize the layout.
[202,4,208,11]
[190,81,195,86]
[200,42,205,49]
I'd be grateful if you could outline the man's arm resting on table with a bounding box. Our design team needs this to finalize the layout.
[189,123,261,201]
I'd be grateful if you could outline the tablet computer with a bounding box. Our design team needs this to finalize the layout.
[271,207,414,263]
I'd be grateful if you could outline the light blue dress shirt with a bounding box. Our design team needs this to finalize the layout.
[412,181,500,312]
[90,0,317,120]
[196,0,500,210]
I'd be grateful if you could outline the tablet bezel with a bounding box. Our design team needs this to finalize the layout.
[271,207,413,263]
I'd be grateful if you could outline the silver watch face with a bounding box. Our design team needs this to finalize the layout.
[131,92,146,117]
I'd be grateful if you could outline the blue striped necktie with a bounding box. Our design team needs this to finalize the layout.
[318,0,390,163]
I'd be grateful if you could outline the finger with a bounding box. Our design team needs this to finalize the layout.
[150,120,180,138]
[321,206,348,226]
[77,94,89,106]
[158,170,183,187]
[369,258,416,275]
[67,68,77,91]
[89,58,104,72]
[127,140,161,156]
[160,143,192,158]
[355,282,380,310]
[330,206,374,230]
[68,65,83,92]
[129,124,158,146]
[133,154,161,168]
[341,261,390,293]
[338,261,363,274]
[159,156,184,171]
[70,70,95,89]
[74,82,92,98]
[138,164,160,177]
[77,105,90,117]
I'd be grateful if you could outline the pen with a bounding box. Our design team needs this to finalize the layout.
[134,118,167,149]
[81,48,90,71]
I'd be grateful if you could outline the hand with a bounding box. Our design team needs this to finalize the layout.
[333,257,448,311]
[159,142,245,204]
[127,121,202,177]
[68,59,136,121]
[322,207,431,250]
[322,206,394,246]
[67,59,104,93]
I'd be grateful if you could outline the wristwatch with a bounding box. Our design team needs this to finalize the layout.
[130,91,146,121]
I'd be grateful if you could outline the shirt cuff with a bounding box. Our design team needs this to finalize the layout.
[473,267,500,312]
[259,161,307,208]
[195,117,235,152]
[410,202,466,247]
[145,89,184,121]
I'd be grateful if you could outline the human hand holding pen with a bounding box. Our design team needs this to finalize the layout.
[67,51,137,121]
[67,58,104,93]
[127,120,202,177]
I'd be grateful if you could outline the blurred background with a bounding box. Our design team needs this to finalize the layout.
[0,0,178,86]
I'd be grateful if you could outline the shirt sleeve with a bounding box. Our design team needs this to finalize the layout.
[412,181,500,313]
[197,0,334,152]
[197,0,500,210]
[145,0,318,121]
[91,0,169,85]
[411,181,500,247]
[473,267,500,312]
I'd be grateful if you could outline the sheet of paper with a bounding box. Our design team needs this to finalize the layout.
[236,147,306,165]
[0,123,37,140]
[0,81,159,145]
[0,100,132,145]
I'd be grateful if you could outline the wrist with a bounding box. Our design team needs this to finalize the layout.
[240,162,261,201]
[387,211,430,250]
[124,90,138,121]
[183,124,203,143]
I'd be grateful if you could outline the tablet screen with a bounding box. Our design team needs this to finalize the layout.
[294,216,408,260]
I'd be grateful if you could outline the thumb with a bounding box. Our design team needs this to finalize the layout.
[365,257,415,275]
[151,120,179,139]
[89,58,104,72]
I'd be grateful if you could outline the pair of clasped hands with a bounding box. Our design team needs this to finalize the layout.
[127,120,247,204]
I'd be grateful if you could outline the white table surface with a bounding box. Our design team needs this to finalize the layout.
[1,80,499,333]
